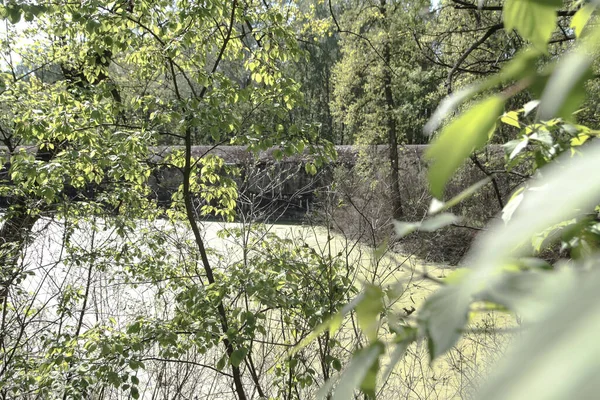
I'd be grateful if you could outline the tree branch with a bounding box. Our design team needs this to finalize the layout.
[447,23,504,94]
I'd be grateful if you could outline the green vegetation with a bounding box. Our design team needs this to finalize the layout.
[0,0,599,399]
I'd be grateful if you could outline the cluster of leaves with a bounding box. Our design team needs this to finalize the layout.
[5,0,600,398]
[115,224,358,398]
[2,315,145,399]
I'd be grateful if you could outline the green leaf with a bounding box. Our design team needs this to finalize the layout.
[425,49,539,135]
[332,358,342,371]
[216,354,227,371]
[426,95,505,198]
[360,353,380,399]
[355,285,384,342]
[290,312,344,356]
[393,221,419,238]
[316,377,338,400]
[127,321,142,334]
[106,371,121,386]
[501,111,520,128]
[305,163,317,175]
[570,3,595,38]
[328,312,343,335]
[373,239,388,260]
[419,213,460,232]
[330,343,383,400]
[429,140,600,364]
[30,5,45,16]
[229,348,248,368]
[506,137,529,160]
[529,130,553,146]
[501,187,525,223]
[478,269,577,322]
[380,333,415,385]
[429,177,492,214]
[7,7,20,24]
[523,100,540,116]
[475,268,600,400]
[425,87,478,136]
[85,19,98,33]
[419,285,471,360]
[503,0,562,51]
[538,51,593,120]
[496,48,542,82]
[394,213,459,239]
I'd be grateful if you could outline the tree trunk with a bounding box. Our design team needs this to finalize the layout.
[380,7,403,219]
[0,207,39,353]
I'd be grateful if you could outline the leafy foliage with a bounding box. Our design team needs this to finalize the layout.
[300,1,600,399]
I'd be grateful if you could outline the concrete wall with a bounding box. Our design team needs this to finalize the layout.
[0,145,509,222]
[147,145,508,221]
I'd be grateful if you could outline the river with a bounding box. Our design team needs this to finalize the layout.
[7,217,483,399]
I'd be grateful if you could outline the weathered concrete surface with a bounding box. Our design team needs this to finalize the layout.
[147,145,506,220]
[147,146,427,216]
[148,145,431,164]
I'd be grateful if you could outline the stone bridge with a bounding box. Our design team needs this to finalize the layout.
[148,145,432,220]
[0,144,504,221]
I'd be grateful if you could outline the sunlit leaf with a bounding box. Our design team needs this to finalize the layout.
[429,177,492,214]
[478,268,577,323]
[501,111,521,128]
[305,163,317,175]
[394,213,459,238]
[501,187,525,223]
[428,198,445,214]
[523,100,540,116]
[360,353,380,398]
[393,221,419,238]
[380,333,415,385]
[503,0,561,51]
[426,95,505,198]
[419,285,471,360]
[424,86,477,136]
[477,139,600,266]
[504,137,529,160]
[316,376,338,400]
[420,213,460,232]
[570,3,595,38]
[423,140,600,362]
[330,343,384,400]
[571,133,590,146]
[425,50,540,135]
[476,268,600,400]
[538,51,593,120]
[355,285,384,342]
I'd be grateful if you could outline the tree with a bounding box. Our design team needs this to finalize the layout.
[282,0,343,144]
[422,0,579,93]
[329,0,445,220]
